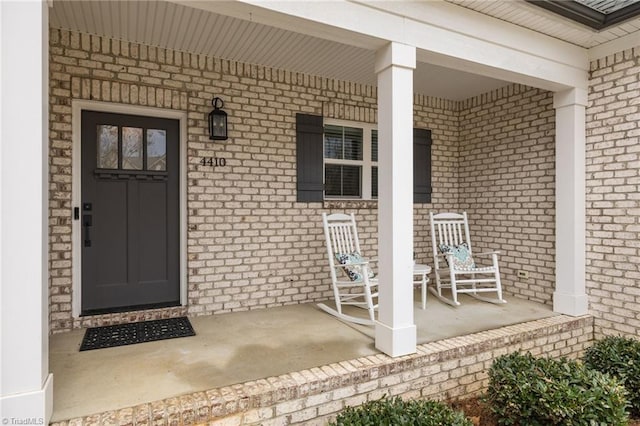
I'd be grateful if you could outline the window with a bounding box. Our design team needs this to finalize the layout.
[323,120,378,199]
[295,113,431,204]
[96,125,167,172]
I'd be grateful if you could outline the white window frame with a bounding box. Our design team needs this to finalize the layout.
[323,118,378,200]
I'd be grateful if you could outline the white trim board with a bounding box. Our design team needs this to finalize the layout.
[588,31,640,60]
[185,0,589,91]
[71,100,188,317]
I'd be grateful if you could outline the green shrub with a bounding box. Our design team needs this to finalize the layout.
[485,352,629,426]
[584,336,640,416]
[330,396,472,426]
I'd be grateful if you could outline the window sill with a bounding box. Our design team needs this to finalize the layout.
[324,199,378,210]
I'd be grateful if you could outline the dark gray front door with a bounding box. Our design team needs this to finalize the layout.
[81,111,180,314]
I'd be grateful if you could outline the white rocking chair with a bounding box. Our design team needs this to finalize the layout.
[429,212,506,306]
[319,212,378,325]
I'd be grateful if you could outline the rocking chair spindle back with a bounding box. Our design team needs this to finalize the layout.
[320,213,378,325]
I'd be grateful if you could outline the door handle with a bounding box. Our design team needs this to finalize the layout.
[83,214,92,247]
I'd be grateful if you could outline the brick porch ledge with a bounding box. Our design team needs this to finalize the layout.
[50,314,593,426]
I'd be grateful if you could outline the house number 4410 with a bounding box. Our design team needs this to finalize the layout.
[200,157,227,167]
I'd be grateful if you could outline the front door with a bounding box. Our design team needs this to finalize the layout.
[81,111,180,314]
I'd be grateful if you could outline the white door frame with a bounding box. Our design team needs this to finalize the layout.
[71,100,188,317]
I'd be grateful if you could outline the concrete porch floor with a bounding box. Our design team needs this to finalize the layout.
[50,294,555,421]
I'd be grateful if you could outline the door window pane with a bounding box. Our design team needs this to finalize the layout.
[147,129,166,171]
[325,165,361,198]
[97,125,118,169]
[122,127,143,170]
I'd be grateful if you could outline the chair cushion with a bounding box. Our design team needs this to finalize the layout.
[439,242,476,269]
[335,252,375,281]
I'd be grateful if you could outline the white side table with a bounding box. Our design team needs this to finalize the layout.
[413,263,431,310]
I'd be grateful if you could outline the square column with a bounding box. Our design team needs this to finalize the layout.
[0,1,53,422]
[375,42,417,357]
[553,88,589,316]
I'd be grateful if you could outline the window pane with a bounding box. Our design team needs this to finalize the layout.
[324,164,361,198]
[342,165,361,196]
[324,125,343,159]
[343,127,363,160]
[372,166,378,198]
[97,125,118,169]
[122,127,143,170]
[371,130,378,162]
[324,165,342,197]
[324,125,363,160]
[147,129,166,171]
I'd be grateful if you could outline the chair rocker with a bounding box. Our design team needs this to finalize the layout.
[429,212,506,307]
[319,212,378,325]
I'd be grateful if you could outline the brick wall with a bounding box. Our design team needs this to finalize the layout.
[586,47,640,339]
[48,29,461,332]
[458,86,556,305]
[414,95,461,259]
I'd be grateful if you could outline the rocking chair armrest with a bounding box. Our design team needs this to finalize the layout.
[434,253,455,268]
[434,252,452,262]
[334,260,370,268]
[436,253,456,261]
[474,251,501,256]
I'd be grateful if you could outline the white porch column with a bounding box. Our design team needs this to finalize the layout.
[553,88,589,316]
[0,1,53,423]
[375,42,417,357]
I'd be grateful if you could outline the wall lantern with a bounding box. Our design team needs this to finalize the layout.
[208,97,228,140]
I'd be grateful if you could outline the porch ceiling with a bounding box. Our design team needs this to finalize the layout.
[50,0,634,99]
[49,0,511,101]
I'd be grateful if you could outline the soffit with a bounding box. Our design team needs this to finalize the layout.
[445,0,640,48]
[48,0,640,100]
[49,0,376,85]
[49,0,512,101]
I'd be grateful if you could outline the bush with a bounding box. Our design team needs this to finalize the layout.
[485,352,629,425]
[330,396,473,426]
[584,336,640,416]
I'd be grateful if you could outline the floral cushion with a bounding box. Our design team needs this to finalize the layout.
[335,252,375,281]
[439,242,476,270]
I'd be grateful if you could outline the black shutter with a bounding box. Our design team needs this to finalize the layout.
[296,113,324,202]
[413,128,432,203]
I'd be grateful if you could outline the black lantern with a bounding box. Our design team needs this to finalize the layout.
[208,97,228,140]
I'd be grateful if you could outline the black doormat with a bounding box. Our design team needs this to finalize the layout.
[79,317,195,351]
